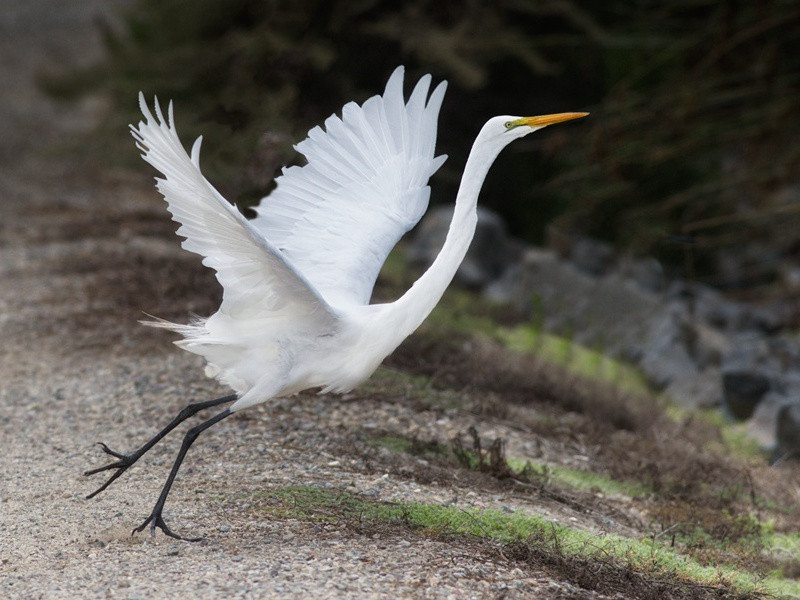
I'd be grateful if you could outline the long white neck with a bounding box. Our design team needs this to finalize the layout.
[388,136,506,338]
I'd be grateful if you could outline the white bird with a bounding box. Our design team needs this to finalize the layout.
[85,66,586,540]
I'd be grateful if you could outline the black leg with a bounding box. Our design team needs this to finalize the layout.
[85,394,236,499]
[133,408,233,541]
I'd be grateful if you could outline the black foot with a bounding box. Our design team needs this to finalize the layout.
[133,510,201,542]
[84,442,138,499]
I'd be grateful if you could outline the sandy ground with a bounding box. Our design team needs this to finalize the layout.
[0,2,624,598]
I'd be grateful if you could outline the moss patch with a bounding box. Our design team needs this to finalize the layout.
[253,485,794,599]
[499,323,651,396]
[517,459,650,499]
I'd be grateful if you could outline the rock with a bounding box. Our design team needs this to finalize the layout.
[492,248,705,393]
[664,368,722,410]
[775,402,800,461]
[636,306,698,389]
[719,336,795,421]
[741,303,790,334]
[483,263,521,304]
[746,392,789,450]
[691,284,746,330]
[408,205,522,289]
[569,236,615,276]
[496,248,664,355]
[690,320,731,369]
[722,336,772,370]
[619,256,666,294]
[666,283,788,334]
[722,370,771,420]
[470,221,797,422]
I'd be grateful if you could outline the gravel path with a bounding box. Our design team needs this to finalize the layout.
[0,3,611,598]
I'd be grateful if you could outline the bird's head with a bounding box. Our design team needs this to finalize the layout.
[479,112,589,149]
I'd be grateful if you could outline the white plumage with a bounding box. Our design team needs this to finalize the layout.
[132,68,451,410]
[252,70,447,307]
[88,66,587,540]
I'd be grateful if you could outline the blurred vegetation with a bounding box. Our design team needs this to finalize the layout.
[46,0,800,290]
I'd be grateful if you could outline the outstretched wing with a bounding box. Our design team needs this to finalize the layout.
[251,66,448,308]
[131,95,338,325]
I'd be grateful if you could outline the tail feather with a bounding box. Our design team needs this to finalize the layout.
[139,313,207,341]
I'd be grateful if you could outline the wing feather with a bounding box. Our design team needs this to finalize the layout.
[131,94,338,326]
[251,66,448,307]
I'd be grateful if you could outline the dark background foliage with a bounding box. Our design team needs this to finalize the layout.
[47,0,800,294]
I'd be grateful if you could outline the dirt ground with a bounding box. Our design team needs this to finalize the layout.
[2,3,798,599]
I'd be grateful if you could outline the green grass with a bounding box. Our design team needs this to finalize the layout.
[499,323,651,396]
[257,485,799,598]
[661,403,768,463]
[366,435,448,460]
[511,458,650,499]
[766,530,800,556]
[367,429,650,501]
[420,288,511,339]
[697,408,767,461]
[364,432,795,587]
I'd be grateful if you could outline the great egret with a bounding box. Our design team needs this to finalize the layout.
[85,66,586,540]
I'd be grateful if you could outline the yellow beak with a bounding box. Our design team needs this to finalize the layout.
[511,112,589,128]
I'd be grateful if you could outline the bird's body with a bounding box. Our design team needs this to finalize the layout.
[86,66,586,539]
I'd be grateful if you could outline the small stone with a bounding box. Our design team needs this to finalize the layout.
[570,236,614,276]
[722,370,771,420]
[776,403,800,461]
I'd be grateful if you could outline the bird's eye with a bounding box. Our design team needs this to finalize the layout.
[504,121,513,129]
